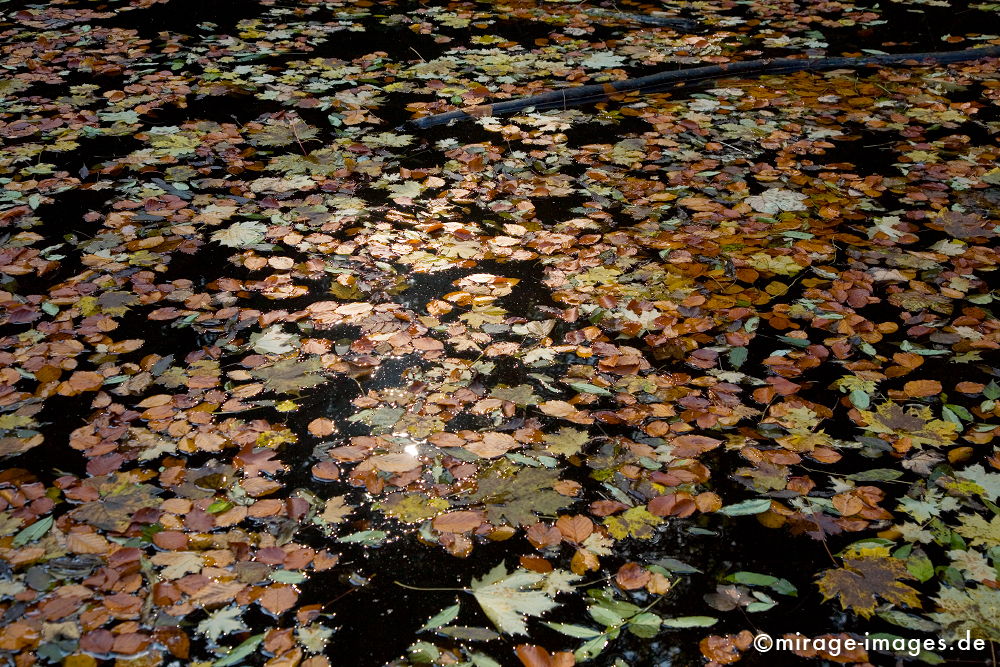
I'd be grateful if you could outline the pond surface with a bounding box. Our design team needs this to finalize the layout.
[1,0,999,666]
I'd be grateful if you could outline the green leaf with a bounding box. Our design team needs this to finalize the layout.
[728,346,748,369]
[437,626,499,641]
[661,616,718,628]
[907,552,935,582]
[718,499,772,516]
[574,633,610,661]
[944,404,972,422]
[207,500,234,514]
[878,609,939,632]
[213,633,264,667]
[984,381,1000,400]
[588,605,625,627]
[846,469,903,482]
[269,570,308,584]
[769,578,798,596]
[777,335,810,348]
[13,515,53,548]
[849,389,870,409]
[420,603,461,632]
[337,530,387,545]
[544,622,602,639]
[726,571,777,587]
[567,382,613,397]
[627,612,662,637]
[656,558,702,574]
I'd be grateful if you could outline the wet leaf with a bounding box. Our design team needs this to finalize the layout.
[471,563,559,635]
[817,552,921,618]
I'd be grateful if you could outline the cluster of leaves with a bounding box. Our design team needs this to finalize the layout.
[1,0,999,665]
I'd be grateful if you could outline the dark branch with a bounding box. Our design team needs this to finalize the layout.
[403,45,1000,130]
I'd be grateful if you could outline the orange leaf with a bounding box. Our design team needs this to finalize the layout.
[903,379,942,397]
[519,555,553,573]
[570,548,599,575]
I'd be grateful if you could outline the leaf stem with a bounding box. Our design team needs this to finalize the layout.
[394,581,470,592]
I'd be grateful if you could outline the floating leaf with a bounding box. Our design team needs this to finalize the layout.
[470,563,558,635]
[420,603,461,632]
[817,553,921,618]
[717,499,773,516]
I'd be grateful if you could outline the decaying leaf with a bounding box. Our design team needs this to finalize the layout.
[817,551,921,618]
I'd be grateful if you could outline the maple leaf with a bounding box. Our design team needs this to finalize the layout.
[386,180,423,200]
[539,427,589,457]
[897,488,960,522]
[745,188,808,213]
[490,384,541,406]
[211,221,267,248]
[270,149,344,176]
[930,586,1000,642]
[603,506,662,540]
[234,447,286,477]
[318,495,353,524]
[956,464,1000,501]
[469,467,573,527]
[247,119,319,147]
[250,357,328,393]
[938,210,999,240]
[747,252,804,276]
[196,606,246,643]
[948,549,995,583]
[379,493,449,523]
[817,552,921,618]
[250,326,298,355]
[860,402,957,448]
[955,513,1000,548]
[470,563,558,635]
[70,482,161,532]
[296,624,334,653]
[151,551,204,579]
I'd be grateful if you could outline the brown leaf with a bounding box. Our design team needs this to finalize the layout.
[432,510,484,533]
[615,563,651,590]
[670,435,722,457]
[465,432,518,458]
[307,418,336,437]
[66,531,109,554]
[816,556,920,618]
[570,548,599,575]
[516,645,575,667]
[526,522,562,549]
[648,493,697,518]
[258,584,298,616]
[370,453,421,473]
[152,531,188,551]
[311,461,340,480]
[555,515,593,543]
[903,379,942,398]
[700,632,753,664]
